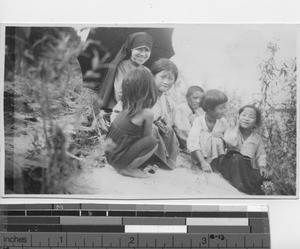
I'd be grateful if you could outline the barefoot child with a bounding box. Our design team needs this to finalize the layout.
[187,89,228,172]
[111,59,180,170]
[211,105,272,194]
[105,68,158,178]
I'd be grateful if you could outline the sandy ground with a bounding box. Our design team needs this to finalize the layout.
[66,153,244,198]
[6,117,244,197]
[5,85,243,197]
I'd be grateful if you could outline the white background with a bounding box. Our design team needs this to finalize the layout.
[0,0,299,248]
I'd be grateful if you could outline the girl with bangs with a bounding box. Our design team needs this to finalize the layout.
[111,58,180,170]
[105,68,158,178]
[211,104,272,195]
[187,89,228,172]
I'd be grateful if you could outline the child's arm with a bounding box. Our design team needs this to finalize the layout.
[191,150,212,172]
[174,105,192,143]
[224,114,239,147]
[111,101,123,123]
[256,137,271,178]
[142,108,155,137]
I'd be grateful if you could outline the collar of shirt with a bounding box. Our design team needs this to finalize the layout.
[238,130,260,144]
[199,114,224,133]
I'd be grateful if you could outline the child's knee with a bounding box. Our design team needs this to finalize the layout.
[145,135,159,148]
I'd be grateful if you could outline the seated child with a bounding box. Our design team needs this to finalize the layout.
[104,67,158,178]
[111,58,180,170]
[211,104,272,195]
[174,85,204,149]
[187,89,228,172]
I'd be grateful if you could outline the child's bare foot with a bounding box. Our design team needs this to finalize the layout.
[143,164,159,174]
[119,169,148,178]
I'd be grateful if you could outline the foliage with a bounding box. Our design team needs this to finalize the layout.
[5,27,81,80]
[222,89,243,125]
[4,27,113,194]
[4,27,87,194]
[256,42,296,195]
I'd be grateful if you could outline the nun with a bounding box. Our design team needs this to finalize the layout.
[99,32,154,109]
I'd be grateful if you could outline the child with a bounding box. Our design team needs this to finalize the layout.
[187,89,228,172]
[150,58,179,169]
[211,105,272,194]
[105,67,158,178]
[111,58,180,170]
[174,86,204,149]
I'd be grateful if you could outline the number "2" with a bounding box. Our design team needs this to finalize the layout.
[129,237,135,244]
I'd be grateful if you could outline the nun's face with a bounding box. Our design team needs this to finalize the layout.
[131,46,151,65]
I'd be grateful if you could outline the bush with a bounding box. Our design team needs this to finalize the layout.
[5,27,84,194]
[256,42,296,195]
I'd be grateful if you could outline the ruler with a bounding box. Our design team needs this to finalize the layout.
[0,204,270,249]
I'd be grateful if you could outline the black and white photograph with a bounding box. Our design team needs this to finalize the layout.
[2,24,298,198]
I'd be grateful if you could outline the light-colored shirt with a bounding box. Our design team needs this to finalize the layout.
[113,59,149,102]
[187,115,228,163]
[174,102,203,148]
[152,93,176,124]
[224,130,267,169]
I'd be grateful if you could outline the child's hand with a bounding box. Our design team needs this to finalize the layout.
[201,161,212,173]
[234,114,240,131]
[259,166,272,179]
[233,114,239,131]
[228,113,239,131]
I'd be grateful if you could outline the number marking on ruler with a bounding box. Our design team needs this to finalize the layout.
[0,204,270,248]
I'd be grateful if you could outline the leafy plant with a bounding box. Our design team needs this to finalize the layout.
[4,27,114,194]
[256,42,296,195]
[5,27,84,193]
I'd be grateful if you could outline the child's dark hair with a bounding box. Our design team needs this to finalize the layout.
[150,58,178,81]
[121,68,157,118]
[186,86,204,98]
[238,104,262,128]
[201,89,228,112]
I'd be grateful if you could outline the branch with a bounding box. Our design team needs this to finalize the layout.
[66,151,85,162]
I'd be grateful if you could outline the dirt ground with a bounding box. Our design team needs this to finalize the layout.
[66,152,243,198]
[6,117,243,197]
[4,74,243,197]
[5,111,243,197]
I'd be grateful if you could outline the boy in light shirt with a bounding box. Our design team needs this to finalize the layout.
[174,86,204,149]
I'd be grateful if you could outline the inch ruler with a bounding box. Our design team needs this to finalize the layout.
[0,204,270,249]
